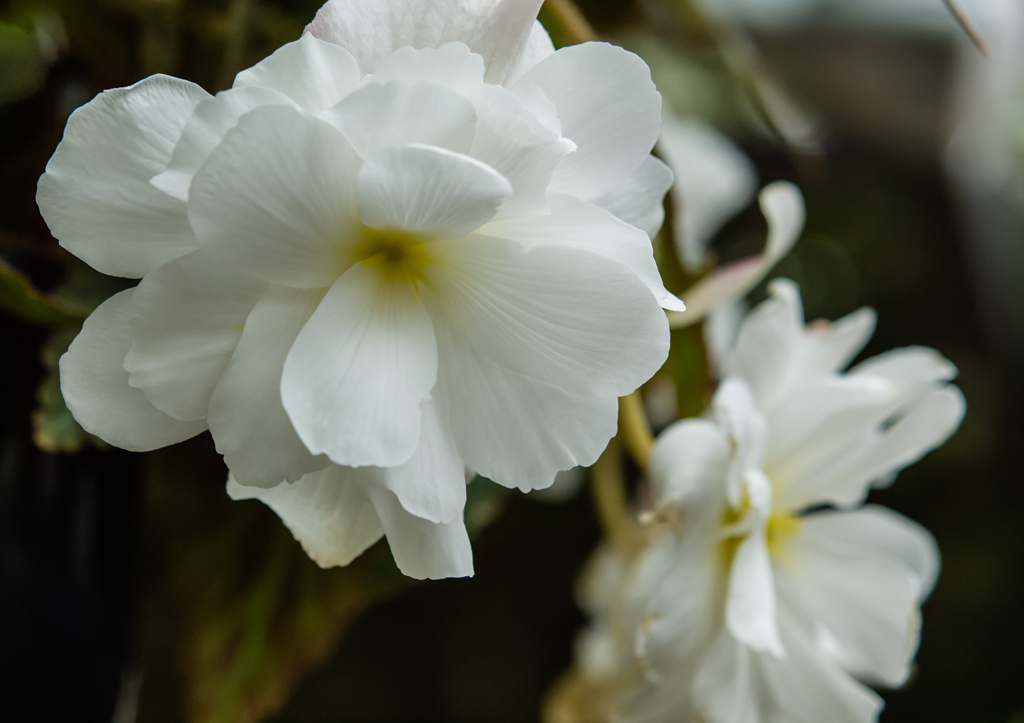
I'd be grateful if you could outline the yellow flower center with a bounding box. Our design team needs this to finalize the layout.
[351,227,433,285]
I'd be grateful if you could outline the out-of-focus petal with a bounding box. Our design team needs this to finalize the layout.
[516,42,662,201]
[726,526,785,658]
[59,289,206,451]
[208,285,329,489]
[227,468,383,568]
[356,144,511,239]
[304,0,545,85]
[657,116,757,272]
[281,261,438,468]
[124,249,268,422]
[648,418,730,508]
[667,182,805,329]
[188,104,361,288]
[37,75,208,278]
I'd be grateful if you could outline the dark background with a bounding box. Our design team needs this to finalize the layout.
[1,0,1021,721]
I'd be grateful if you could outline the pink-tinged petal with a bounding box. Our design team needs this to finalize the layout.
[59,289,206,452]
[667,182,805,329]
[37,75,208,278]
[281,261,438,468]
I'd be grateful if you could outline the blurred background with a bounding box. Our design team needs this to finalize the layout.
[1,0,1021,721]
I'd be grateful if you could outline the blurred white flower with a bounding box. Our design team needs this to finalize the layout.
[573,280,964,722]
[39,0,680,579]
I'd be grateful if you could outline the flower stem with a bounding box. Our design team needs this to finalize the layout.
[942,0,990,56]
[542,0,597,44]
[619,391,653,470]
[591,438,645,556]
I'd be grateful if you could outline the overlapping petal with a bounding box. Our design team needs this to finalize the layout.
[590,155,675,241]
[59,289,207,452]
[37,75,208,277]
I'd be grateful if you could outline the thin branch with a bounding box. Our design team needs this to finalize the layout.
[942,0,990,56]
[590,439,645,557]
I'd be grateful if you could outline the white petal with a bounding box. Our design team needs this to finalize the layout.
[367,43,485,89]
[667,183,805,329]
[802,505,940,600]
[692,631,761,723]
[208,286,329,488]
[504,20,555,85]
[727,526,785,658]
[188,104,361,288]
[648,418,730,508]
[320,80,477,158]
[434,320,619,492]
[59,289,206,452]
[657,116,758,272]
[281,261,438,468]
[363,483,474,579]
[232,34,360,112]
[37,75,207,278]
[851,345,958,389]
[799,307,877,377]
[713,378,768,507]
[426,235,669,400]
[379,400,466,524]
[124,250,268,422]
[517,42,662,201]
[758,608,883,723]
[480,193,680,310]
[357,144,511,239]
[724,277,805,412]
[778,512,929,687]
[462,83,575,216]
[589,155,675,241]
[304,0,544,85]
[151,86,295,202]
[228,468,383,568]
[778,386,966,511]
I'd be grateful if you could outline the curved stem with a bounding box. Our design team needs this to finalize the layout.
[618,391,653,470]
[542,0,597,44]
[591,439,645,556]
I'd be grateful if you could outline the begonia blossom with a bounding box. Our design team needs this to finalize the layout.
[569,281,964,722]
[39,0,680,579]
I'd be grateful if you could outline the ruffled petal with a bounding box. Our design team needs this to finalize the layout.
[480,193,680,310]
[367,43,485,89]
[227,468,383,568]
[363,483,474,579]
[320,80,477,158]
[37,75,208,277]
[59,289,206,452]
[356,144,511,239]
[726,525,785,658]
[188,104,361,288]
[648,418,730,508]
[124,249,268,422]
[516,42,662,201]
[589,155,675,242]
[281,261,438,468]
[504,20,555,85]
[208,285,329,488]
[304,0,544,85]
[151,86,295,202]
[668,184,805,329]
[232,34,360,112]
[378,400,466,524]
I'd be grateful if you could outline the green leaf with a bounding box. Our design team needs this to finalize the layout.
[0,257,89,327]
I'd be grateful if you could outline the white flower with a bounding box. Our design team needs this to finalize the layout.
[572,280,964,722]
[39,0,681,579]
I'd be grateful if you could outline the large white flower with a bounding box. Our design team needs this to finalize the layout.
[571,280,964,722]
[39,0,680,579]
